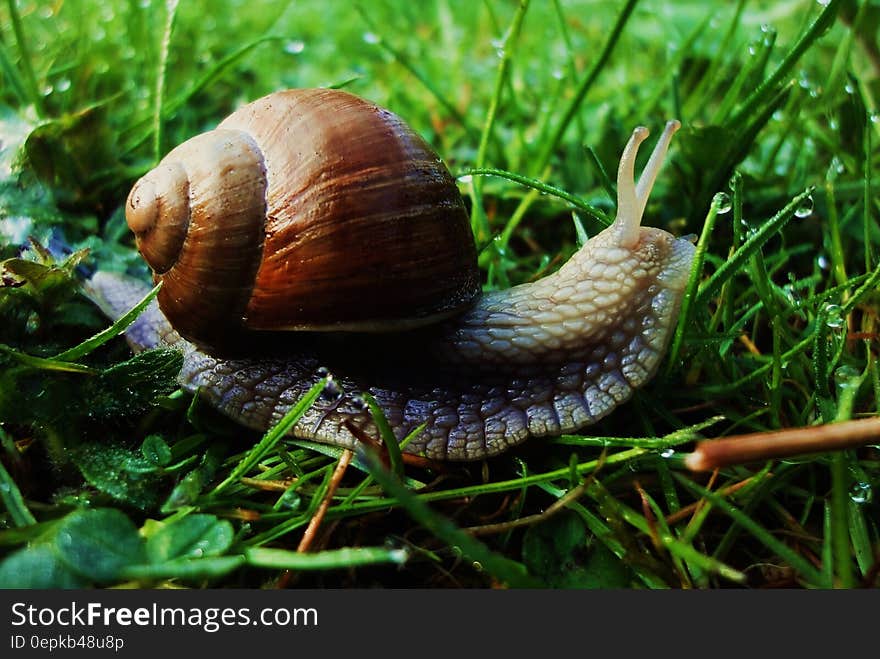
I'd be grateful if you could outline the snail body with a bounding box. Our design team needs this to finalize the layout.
[90,89,695,461]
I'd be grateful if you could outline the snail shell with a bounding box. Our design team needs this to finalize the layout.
[125,89,480,352]
[91,90,696,461]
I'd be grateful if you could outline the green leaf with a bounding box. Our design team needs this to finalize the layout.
[145,514,234,563]
[24,103,127,210]
[522,511,631,588]
[86,348,183,420]
[70,442,165,510]
[53,508,147,582]
[141,434,172,467]
[0,545,88,588]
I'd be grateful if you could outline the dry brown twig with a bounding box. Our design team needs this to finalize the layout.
[684,416,880,471]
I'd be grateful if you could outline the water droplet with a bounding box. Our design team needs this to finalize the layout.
[849,481,872,504]
[660,448,675,458]
[277,489,301,510]
[25,311,40,333]
[823,303,845,329]
[794,195,814,218]
[715,192,732,214]
[351,394,369,412]
[816,254,830,270]
[284,40,305,55]
[315,366,331,379]
[41,84,54,97]
[362,32,380,44]
[321,379,343,403]
[830,156,844,174]
[772,110,784,121]
[457,174,473,183]
[816,0,831,6]
[55,78,71,93]
[844,82,855,94]
[833,365,861,392]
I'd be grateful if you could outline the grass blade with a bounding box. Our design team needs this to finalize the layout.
[674,473,826,585]
[57,282,161,362]
[210,379,326,495]
[361,447,539,587]
[695,187,814,309]
[245,545,408,571]
[0,460,37,527]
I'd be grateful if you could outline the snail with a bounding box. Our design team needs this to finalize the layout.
[87,88,695,461]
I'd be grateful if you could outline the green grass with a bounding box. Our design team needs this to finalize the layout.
[0,0,878,589]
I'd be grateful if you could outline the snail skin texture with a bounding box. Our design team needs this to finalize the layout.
[88,89,695,461]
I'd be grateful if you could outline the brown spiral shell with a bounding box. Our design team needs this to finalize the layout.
[125,89,481,353]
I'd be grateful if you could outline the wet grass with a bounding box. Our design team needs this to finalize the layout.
[0,0,878,588]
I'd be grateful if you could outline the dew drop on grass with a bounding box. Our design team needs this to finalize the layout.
[849,482,872,505]
[56,78,71,93]
[362,32,380,45]
[714,192,732,214]
[823,304,845,329]
[284,40,305,55]
[26,311,40,333]
[659,448,675,458]
[351,394,369,412]
[794,195,813,218]
[816,254,830,270]
[833,365,861,393]
[277,489,301,511]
